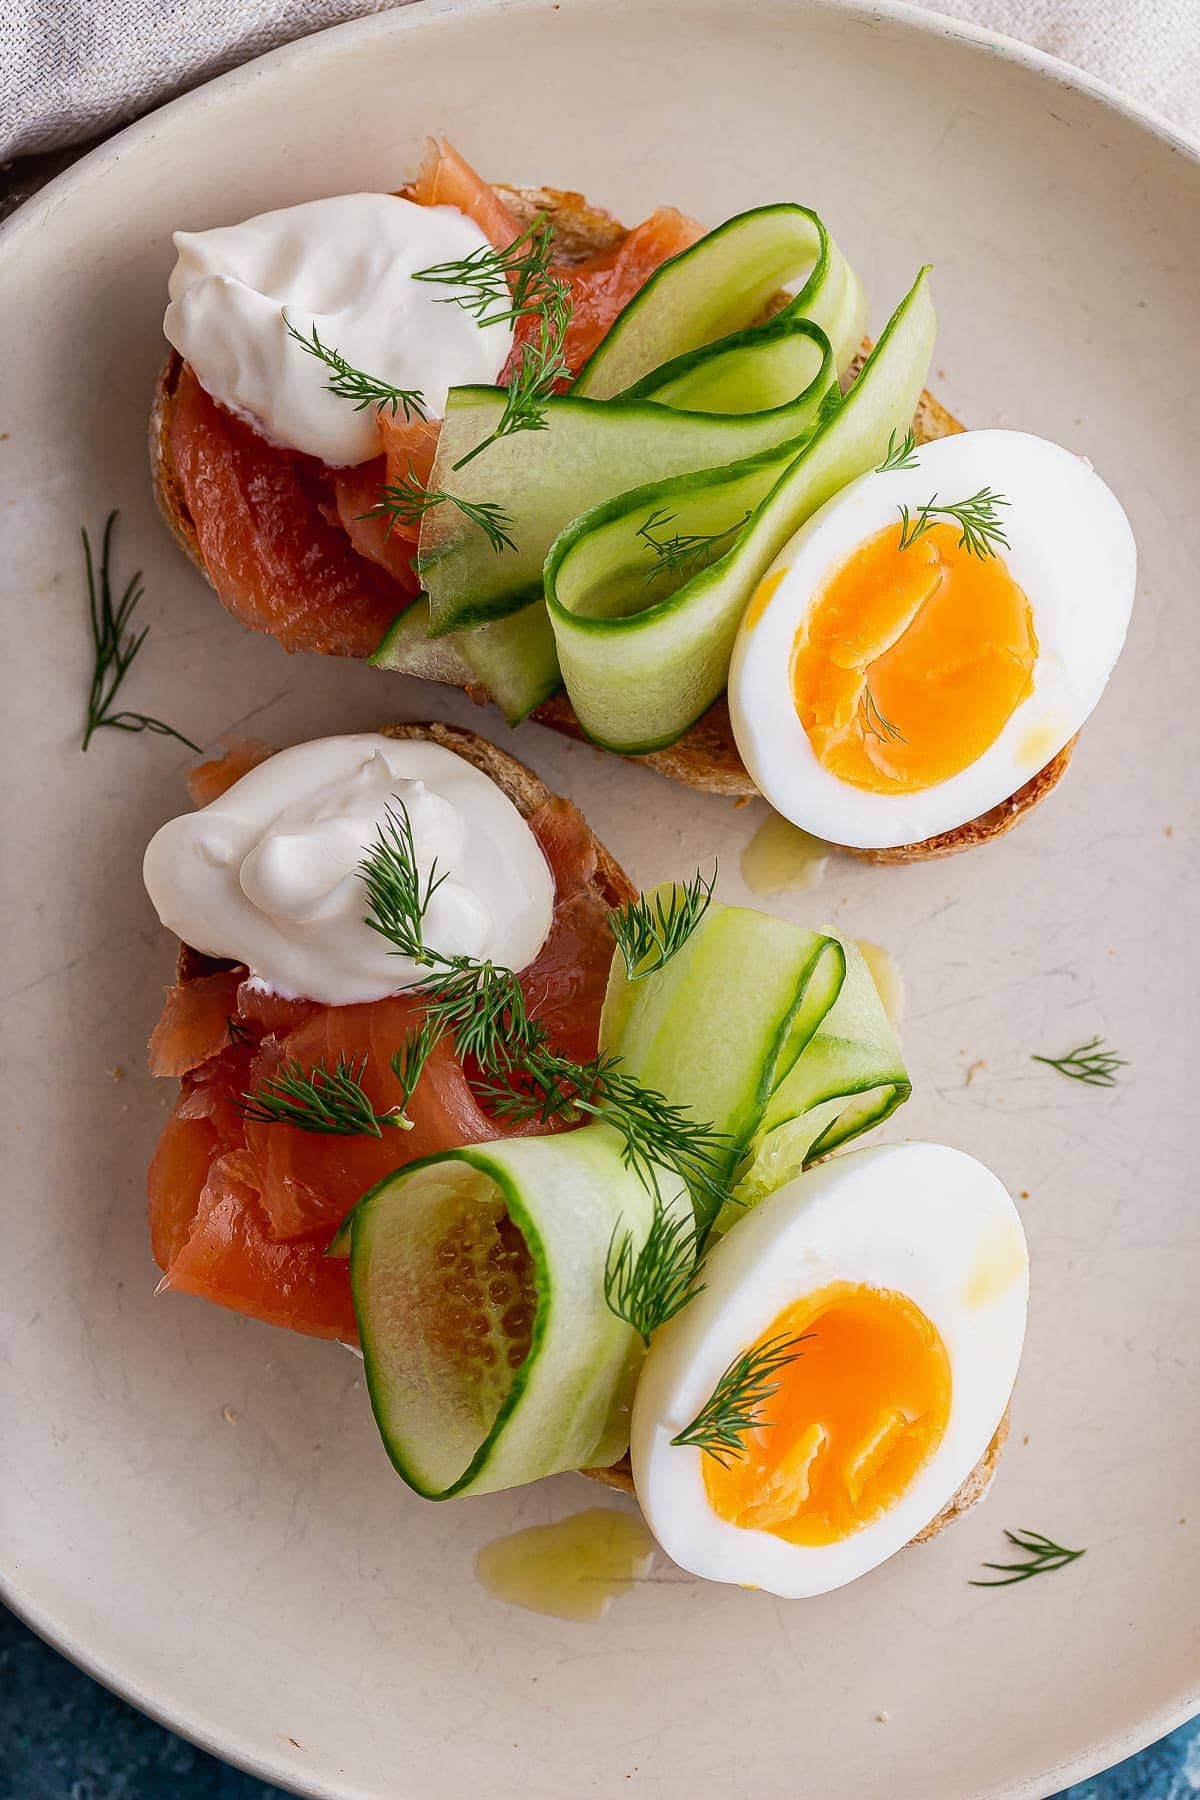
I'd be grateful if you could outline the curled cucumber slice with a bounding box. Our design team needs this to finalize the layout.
[336,1130,655,1498]
[419,331,832,639]
[545,268,936,754]
[418,204,863,639]
[727,937,911,1226]
[575,201,867,400]
[369,595,472,688]
[371,594,560,724]
[601,895,910,1236]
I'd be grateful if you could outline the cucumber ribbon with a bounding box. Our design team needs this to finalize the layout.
[334,1131,658,1499]
[546,269,936,751]
[371,594,559,726]
[420,206,862,632]
[387,214,935,744]
[600,895,910,1232]
[333,900,908,1497]
[392,205,873,717]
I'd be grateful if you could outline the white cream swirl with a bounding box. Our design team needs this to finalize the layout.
[163,193,513,464]
[143,736,554,1006]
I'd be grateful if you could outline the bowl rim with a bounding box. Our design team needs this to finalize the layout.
[0,0,1196,265]
[2,2,1197,1795]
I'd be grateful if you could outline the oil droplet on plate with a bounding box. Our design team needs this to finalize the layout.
[857,940,904,1031]
[742,810,829,896]
[475,1508,656,1621]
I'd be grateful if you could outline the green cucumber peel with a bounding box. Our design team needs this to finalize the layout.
[418,336,833,637]
[326,1210,353,1257]
[369,596,473,686]
[545,268,936,754]
[600,895,910,1238]
[723,936,910,1229]
[371,594,559,724]
[574,202,866,400]
[417,203,865,639]
[342,1130,656,1498]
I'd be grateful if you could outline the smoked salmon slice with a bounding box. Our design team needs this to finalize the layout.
[411,135,521,249]
[184,736,274,807]
[166,140,701,660]
[147,774,619,1340]
[240,995,504,1242]
[167,363,415,659]
[148,968,242,1078]
[326,412,441,577]
[158,1146,360,1341]
[557,207,704,371]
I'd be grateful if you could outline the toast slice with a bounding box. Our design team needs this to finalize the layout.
[169,719,1007,1542]
[150,185,1072,860]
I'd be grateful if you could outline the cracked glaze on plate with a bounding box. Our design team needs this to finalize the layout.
[1,2,1197,1796]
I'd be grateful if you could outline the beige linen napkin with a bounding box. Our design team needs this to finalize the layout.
[920,0,1198,137]
[2,0,1197,161]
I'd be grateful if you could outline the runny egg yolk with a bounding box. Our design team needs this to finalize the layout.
[703,1281,952,1545]
[788,521,1039,793]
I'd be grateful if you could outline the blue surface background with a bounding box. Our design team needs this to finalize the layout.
[1,1601,1195,1799]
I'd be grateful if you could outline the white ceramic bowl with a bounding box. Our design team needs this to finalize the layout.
[2,3,1197,1796]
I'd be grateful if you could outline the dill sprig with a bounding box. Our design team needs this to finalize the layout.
[610,868,716,982]
[585,1067,730,1223]
[418,960,538,1072]
[389,1018,444,1126]
[877,428,920,472]
[1031,1036,1126,1088]
[356,803,732,1219]
[359,803,447,964]
[604,1195,704,1347]
[412,214,557,327]
[897,488,1011,559]
[478,1048,734,1225]
[283,317,426,421]
[859,684,907,745]
[358,806,536,1068]
[356,800,500,986]
[670,1332,812,1467]
[970,1528,1086,1587]
[364,473,517,554]
[242,1053,406,1137]
[636,507,752,584]
[81,513,200,753]
[453,274,574,469]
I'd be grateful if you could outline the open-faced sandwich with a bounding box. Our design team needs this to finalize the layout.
[143,724,1028,1597]
[151,138,1136,860]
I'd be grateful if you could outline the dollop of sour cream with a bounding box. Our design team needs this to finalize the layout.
[163,193,513,465]
[143,736,554,1007]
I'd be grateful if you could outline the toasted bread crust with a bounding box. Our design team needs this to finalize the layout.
[911,1406,1010,1543]
[848,740,1076,863]
[490,182,628,260]
[169,720,1003,1543]
[150,348,206,579]
[149,183,1068,859]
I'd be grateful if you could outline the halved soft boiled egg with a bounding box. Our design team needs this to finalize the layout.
[728,430,1135,849]
[630,1142,1028,1598]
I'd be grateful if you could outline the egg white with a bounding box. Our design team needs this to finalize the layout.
[728,430,1136,849]
[630,1142,1029,1598]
